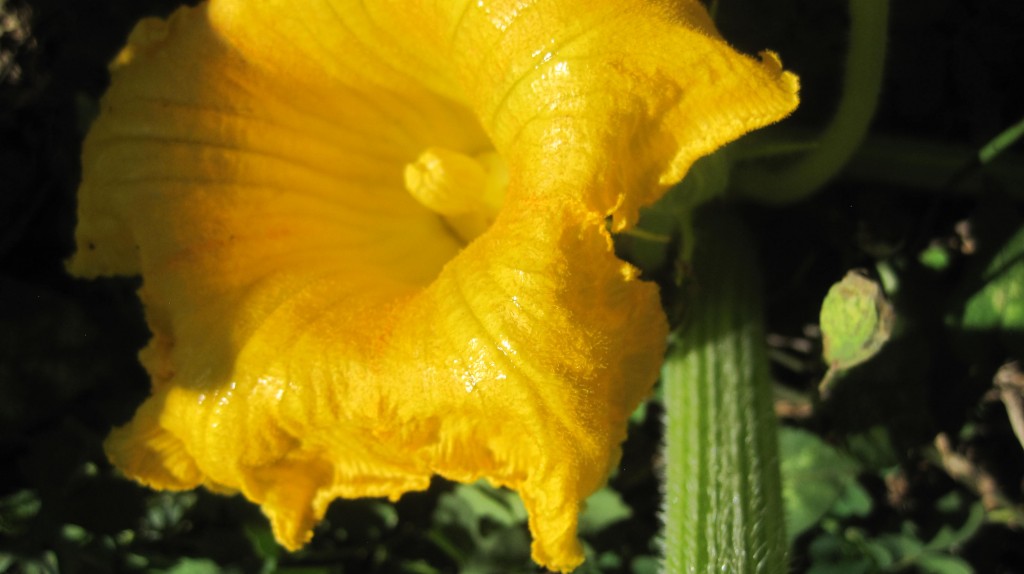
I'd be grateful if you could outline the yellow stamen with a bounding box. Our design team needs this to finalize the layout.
[404,147,507,243]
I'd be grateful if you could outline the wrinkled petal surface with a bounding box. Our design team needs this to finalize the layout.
[69,1,797,571]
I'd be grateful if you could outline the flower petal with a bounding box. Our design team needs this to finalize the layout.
[362,0,800,225]
[71,1,797,572]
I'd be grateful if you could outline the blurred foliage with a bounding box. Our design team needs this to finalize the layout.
[780,427,873,544]
[957,224,1024,334]
[3,0,1024,572]
[806,492,984,574]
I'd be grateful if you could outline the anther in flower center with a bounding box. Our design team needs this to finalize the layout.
[404,147,508,244]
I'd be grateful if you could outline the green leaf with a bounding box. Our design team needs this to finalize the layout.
[961,225,1024,331]
[0,490,41,535]
[60,523,89,543]
[807,534,874,574]
[143,491,197,535]
[858,536,897,567]
[844,426,899,471]
[368,500,400,529]
[926,501,986,552]
[919,244,953,271]
[829,480,873,519]
[159,558,224,574]
[874,531,924,560]
[243,521,281,561]
[934,491,966,514]
[579,487,632,535]
[808,531,844,556]
[806,559,873,574]
[593,550,622,571]
[779,427,871,542]
[396,560,442,574]
[432,482,532,572]
[916,552,975,574]
[440,482,526,530]
[13,552,59,574]
[629,555,660,574]
[820,272,894,371]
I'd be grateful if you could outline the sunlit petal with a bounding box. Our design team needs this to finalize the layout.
[70,1,797,571]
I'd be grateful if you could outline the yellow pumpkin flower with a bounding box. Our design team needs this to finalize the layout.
[68,1,797,571]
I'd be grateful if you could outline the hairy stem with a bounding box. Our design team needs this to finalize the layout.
[661,205,786,573]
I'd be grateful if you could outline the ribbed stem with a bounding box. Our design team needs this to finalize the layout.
[661,205,785,574]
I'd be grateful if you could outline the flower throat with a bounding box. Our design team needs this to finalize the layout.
[404,147,509,244]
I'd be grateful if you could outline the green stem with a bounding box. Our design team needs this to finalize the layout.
[979,115,1024,165]
[734,0,889,203]
[848,132,1024,196]
[661,205,786,573]
[738,128,1024,196]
